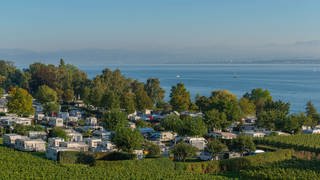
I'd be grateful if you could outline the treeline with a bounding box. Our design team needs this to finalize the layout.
[1,59,320,134]
[0,59,165,114]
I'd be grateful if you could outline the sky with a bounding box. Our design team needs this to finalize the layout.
[0,0,320,64]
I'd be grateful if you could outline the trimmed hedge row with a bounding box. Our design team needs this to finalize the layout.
[175,149,293,174]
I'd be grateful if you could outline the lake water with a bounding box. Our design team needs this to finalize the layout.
[81,64,320,113]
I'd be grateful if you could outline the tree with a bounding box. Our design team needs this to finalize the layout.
[231,135,255,155]
[161,114,182,132]
[144,142,161,158]
[243,88,272,115]
[112,127,144,153]
[284,113,308,134]
[208,90,241,122]
[121,92,136,114]
[62,88,74,103]
[179,116,207,137]
[256,100,290,131]
[169,83,191,112]
[205,139,228,158]
[7,87,34,116]
[306,101,320,126]
[132,81,153,111]
[172,142,197,161]
[203,109,228,131]
[49,127,67,140]
[101,91,120,110]
[102,110,127,131]
[36,85,58,103]
[43,102,60,115]
[144,78,165,106]
[239,97,256,117]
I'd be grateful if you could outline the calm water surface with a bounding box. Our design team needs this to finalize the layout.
[82,64,320,113]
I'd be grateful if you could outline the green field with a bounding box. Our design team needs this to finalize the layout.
[256,134,320,152]
[0,145,229,179]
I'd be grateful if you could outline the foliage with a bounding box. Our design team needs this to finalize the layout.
[231,135,255,154]
[102,110,127,131]
[239,97,256,117]
[131,80,153,111]
[7,87,34,116]
[178,116,207,137]
[101,91,120,110]
[144,142,161,158]
[172,142,197,162]
[204,109,227,131]
[255,134,320,153]
[243,88,272,115]
[169,83,191,112]
[49,127,67,140]
[205,139,228,157]
[145,78,165,105]
[36,85,58,104]
[43,102,60,115]
[305,101,320,127]
[161,114,182,132]
[58,151,95,166]
[0,146,220,179]
[12,124,45,136]
[111,127,144,153]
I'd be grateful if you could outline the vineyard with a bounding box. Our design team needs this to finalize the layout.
[0,145,227,179]
[255,134,320,152]
[240,159,320,179]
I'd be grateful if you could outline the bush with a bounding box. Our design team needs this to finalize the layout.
[58,151,95,165]
[99,151,136,161]
[172,142,197,162]
[145,142,161,158]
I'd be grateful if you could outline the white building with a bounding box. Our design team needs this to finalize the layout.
[48,117,64,127]
[48,137,65,147]
[15,138,46,152]
[46,147,80,161]
[85,117,97,126]
[184,137,208,150]
[28,131,47,139]
[66,130,83,142]
[84,138,102,148]
[3,134,23,146]
[59,142,89,151]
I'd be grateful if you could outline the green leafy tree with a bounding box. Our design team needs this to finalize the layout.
[7,87,34,116]
[208,90,241,122]
[172,142,197,162]
[144,142,161,158]
[169,83,191,112]
[144,78,165,106]
[179,116,207,137]
[36,85,58,103]
[62,88,74,103]
[306,101,320,127]
[49,127,67,140]
[243,88,272,115]
[112,127,144,153]
[239,97,256,117]
[204,109,228,131]
[161,114,183,132]
[284,113,308,134]
[43,102,60,115]
[101,91,120,110]
[132,81,153,111]
[205,139,228,157]
[121,92,136,114]
[231,135,255,155]
[102,110,127,131]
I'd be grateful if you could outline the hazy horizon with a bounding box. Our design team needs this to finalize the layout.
[1,1,320,65]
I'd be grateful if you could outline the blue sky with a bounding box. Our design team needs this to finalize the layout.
[0,0,320,63]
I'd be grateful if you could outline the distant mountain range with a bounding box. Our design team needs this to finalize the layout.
[0,48,319,68]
